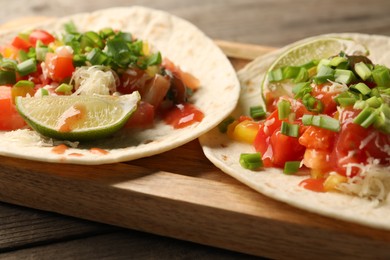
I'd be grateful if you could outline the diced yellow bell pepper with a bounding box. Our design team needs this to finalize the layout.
[323,173,348,191]
[230,120,259,144]
[142,41,150,55]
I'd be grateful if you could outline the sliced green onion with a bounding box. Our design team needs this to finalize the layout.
[280,121,299,137]
[106,38,132,66]
[87,48,108,65]
[366,96,382,108]
[115,31,133,42]
[329,56,347,67]
[314,65,335,84]
[13,80,34,88]
[277,99,291,120]
[302,114,340,132]
[376,104,390,134]
[35,88,49,97]
[372,65,390,88]
[268,68,283,82]
[317,59,331,71]
[292,82,311,99]
[55,84,72,96]
[99,28,115,39]
[283,66,301,79]
[293,67,309,83]
[354,62,372,80]
[83,31,104,49]
[218,116,235,133]
[284,161,301,174]
[370,87,381,97]
[250,105,266,120]
[36,46,49,62]
[301,60,318,70]
[17,58,37,76]
[302,93,324,113]
[239,153,263,170]
[318,115,340,132]
[302,114,313,125]
[337,97,356,107]
[55,83,73,94]
[146,52,162,67]
[73,54,87,67]
[353,107,378,128]
[18,50,29,62]
[334,69,356,84]
[0,58,18,70]
[64,21,78,34]
[352,82,371,96]
[0,70,16,84]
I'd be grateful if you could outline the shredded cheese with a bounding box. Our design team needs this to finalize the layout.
[71,66,117,96]
[337,159,390,203]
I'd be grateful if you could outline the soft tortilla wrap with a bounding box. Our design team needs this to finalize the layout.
[0,6,240,164]
[199,33,390,230]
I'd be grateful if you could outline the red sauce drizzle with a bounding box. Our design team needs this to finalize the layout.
[299,178,326,192]
[163,103,204,129]
[69,153,84,157]
[56,103,86,132]
[51,144,68,154]
[90,148,109,155]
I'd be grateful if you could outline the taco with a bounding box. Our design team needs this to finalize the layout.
[199,33,390,230]
[0,6,240,164]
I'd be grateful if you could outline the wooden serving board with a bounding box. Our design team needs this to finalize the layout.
[1,19,390,259]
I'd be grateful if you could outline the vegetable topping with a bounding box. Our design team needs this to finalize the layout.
[0,22,203,139]
[222,49,390,198]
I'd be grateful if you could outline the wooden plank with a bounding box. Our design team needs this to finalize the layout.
[1,141,390,259]
[0,231,256,259]
[1,15,390,259]
[214,40,277,60]
[0,202,115,251]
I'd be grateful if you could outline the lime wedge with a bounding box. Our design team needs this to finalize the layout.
[15,92,140,141]
[262,37,368,107]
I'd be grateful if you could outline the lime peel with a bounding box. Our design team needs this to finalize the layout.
[15,91,140,141]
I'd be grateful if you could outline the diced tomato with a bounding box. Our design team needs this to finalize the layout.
[180,70,200,90]
[0,86,26,130]
[330,107,390,177]
[163,103,204,129]
[117,68,150,95]
[125,101,155,128]
[29,30,55,45]
[45,52,75,82]
[254,110,282,166]
[299,126,336,150]
[312,83,340,116]
[269,130,305,167]
[163,58,199,90]
[11,36,32,51]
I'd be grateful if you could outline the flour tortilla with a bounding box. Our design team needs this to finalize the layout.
[0,6,240,164]
[199,33,390,230]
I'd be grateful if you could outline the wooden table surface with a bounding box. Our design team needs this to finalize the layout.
[1,0,390,259]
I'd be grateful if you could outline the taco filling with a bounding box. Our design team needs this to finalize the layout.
[0,22,203,140]
[226,51,390,200]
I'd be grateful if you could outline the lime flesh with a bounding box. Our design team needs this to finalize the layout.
[262,37,368,106]
[15,92,140,141]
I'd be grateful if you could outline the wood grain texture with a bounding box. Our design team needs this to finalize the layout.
[1,140,390,259]
[1,0,390,47]
[1,1,390,259]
